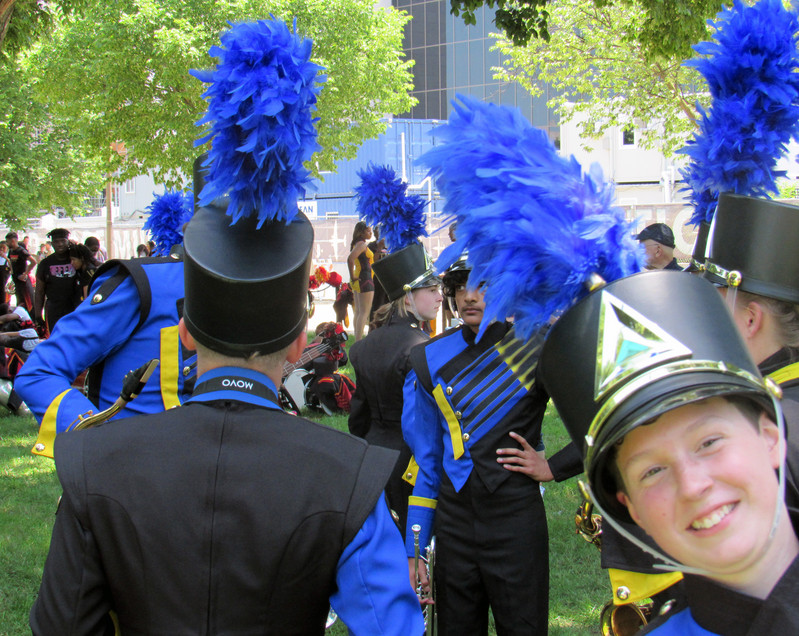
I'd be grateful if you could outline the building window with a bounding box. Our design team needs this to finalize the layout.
[622,128,636,146]
[124,179,135,194]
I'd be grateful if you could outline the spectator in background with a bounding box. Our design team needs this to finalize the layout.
[0,241,10,302]
[36,242,52,261]
[6,231,37,313]
[289,322,354,415]
[367,228,388,325]
[34,229,76,333]
[136,243,150,258]
[347,221,374,341]
[635,222,681,270]
[0,301,38,415]
[68,242,100,303]
[84,236,107,263]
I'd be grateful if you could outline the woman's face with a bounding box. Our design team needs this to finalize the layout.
[71,256,83,271]
[411,285,443,321]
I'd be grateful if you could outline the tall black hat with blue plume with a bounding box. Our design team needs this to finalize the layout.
[679,0,799,273]
[183,18,324,357]
[354,163,437,301]
[420,94,779,536]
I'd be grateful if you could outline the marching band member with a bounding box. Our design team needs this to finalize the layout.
[349,163,442,537]
[539,271,799,634]
[703,193,799,509]
[31,19,423,635]
[406,82,646,633]
[402,254,555,634]
[16,189,194,459]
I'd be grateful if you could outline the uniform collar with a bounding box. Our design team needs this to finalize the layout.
[759,346,799,377]
[461,320,509,346]
[188,366,281,410]
[388,310,424,330]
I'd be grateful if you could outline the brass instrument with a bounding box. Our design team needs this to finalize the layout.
[575,480,602,549]
[69,359,160,431]
[412,524,436,635]
[574,481,652,636]
[599,600,652,636]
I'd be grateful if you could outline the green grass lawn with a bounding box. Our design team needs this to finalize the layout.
[1,402,608,635]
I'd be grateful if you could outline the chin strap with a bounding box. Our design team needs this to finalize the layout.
[405,290,424,323]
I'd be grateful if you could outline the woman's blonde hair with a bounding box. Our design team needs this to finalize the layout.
[370,297,408,329]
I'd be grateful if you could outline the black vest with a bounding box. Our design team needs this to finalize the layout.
[49,401,396,635]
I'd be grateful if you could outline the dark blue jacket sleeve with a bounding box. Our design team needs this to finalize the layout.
[330,497,424,635]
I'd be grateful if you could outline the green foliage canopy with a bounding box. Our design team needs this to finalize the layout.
[451,0,722,60]
[0,61,103,226]
[25,0,416,189]
[493,0,714,156]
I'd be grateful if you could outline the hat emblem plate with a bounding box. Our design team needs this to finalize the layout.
[595,291,692,402]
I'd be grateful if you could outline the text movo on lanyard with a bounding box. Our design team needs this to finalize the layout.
[189,374,281,410]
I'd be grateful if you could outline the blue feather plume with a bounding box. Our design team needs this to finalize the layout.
[354,163,428,252]
[143,189,193,256]
[420,94,644,342]
[190,18,326,227]
[680,0,799,227]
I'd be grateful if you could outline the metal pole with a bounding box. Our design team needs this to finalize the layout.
[105,178,113,260]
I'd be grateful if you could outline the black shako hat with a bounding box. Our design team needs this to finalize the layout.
[183,157,313,357]
[371,241,439,302]
[682,221,710,273]
[538,270,777,523]
[704,192,799,303]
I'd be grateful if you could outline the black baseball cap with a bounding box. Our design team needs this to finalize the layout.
[634,222,675,248]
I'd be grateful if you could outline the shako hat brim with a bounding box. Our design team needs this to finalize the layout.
[704,193,799,303]
[538,270,775,523]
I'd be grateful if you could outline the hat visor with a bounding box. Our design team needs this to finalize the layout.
[409,272,442,290]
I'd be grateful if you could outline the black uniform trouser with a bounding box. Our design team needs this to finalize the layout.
[434,471,549,636]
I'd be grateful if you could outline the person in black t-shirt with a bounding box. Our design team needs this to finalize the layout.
[34,229,76,333]
[6,231,37,313]
[0,241,11,303]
